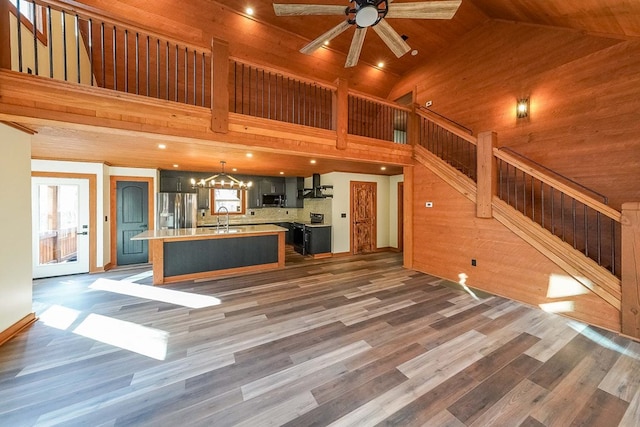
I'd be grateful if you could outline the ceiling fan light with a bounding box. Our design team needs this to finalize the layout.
[355,5,379,27]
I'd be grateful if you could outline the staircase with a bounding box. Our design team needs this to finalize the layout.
[414,109,623,315]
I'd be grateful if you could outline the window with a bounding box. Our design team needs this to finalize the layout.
[211,189,245,215]
[9,0,47,45]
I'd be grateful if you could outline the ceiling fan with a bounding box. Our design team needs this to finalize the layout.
[273,0,462,67]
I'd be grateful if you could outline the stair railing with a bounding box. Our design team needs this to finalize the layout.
[493,148,621,278]
[417,109,477,182]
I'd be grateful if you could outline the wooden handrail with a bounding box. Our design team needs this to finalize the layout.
[494,148,621,222]
[348,89,412,112]
[417,108,478,145]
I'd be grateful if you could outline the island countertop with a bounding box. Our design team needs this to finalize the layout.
[131,224,287,241]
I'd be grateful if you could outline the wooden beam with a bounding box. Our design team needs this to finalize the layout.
[211,38,229,134]
[334,78,348,150]
[0,0,10,69]
[621,202,640,340]
[476,131,497,218]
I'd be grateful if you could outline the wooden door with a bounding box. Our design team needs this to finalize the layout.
[116,181,149,265]
[351,181,377,255]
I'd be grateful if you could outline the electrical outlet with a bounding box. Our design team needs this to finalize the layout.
[471,259,477,266]
[425,100,433,108]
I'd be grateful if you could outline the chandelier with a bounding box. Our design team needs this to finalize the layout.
[191,161,253,189]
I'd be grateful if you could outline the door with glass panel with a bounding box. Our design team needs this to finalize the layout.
[32,177,90,278]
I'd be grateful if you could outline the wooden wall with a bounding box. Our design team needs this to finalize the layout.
[412,164,620,332]
[391,20,640,210]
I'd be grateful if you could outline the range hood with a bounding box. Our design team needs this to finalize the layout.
[303,173,333,198]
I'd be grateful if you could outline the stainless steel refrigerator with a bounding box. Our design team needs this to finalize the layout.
[157,193,198,229]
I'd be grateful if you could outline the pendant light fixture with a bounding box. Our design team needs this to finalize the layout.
[192,161,253,189]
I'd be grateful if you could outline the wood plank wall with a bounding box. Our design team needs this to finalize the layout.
[390,20,640,210]
[411,164,621,332]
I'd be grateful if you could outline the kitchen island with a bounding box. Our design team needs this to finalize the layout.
[131,224,287,285]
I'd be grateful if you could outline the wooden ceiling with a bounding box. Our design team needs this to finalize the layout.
[26,0,640,177]
[215,0,640,75]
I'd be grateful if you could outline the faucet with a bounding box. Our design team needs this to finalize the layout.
[217,206,229,232]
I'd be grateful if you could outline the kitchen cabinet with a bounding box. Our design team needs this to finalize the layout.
[285,177,304,208]
[260,177,285,195]
[197,187,210,210]
[247,176,264,208]
[159,170,198,193]
[306,225,331,255]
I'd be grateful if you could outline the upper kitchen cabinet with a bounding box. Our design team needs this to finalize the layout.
[260,177,285,195]
[285,177,304,208]
[159,170,198,193]
[197,187,210,210]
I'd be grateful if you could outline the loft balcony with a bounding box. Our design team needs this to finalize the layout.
[0,0,413,172]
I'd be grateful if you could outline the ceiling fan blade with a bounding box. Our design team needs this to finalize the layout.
[300,21,352,55]
[273,4,346,16]
[385,0,462,19]
[372,19,411,58]
[345,27,367,68]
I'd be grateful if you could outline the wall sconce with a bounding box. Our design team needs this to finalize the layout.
[516,98,530,119]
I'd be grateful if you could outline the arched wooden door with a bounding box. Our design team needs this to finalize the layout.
[351,181,377,255]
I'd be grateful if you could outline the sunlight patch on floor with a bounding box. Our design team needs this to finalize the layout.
[39,304,81,330]
[74,313,169,360]
[89,278,221,308]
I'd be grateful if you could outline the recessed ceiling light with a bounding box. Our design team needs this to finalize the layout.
[411,49,418,56]
[323,40,330,46]
[279,171,284,175]
[380,166,387,171]
[232,168,238,172]
[158,144,166,149]
[173,164,179,168]
[310,159,316,164]
[246,153,253,158]
[377,62,384,68]
[246,7,254,15]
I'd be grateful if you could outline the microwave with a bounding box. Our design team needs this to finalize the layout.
[262,194,286,207]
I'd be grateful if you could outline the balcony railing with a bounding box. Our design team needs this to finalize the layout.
[9,0,211,107]
[6,0,413,144]
[348,93,409,143]
[230,60,333,130]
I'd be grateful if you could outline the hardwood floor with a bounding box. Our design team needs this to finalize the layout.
[1,250,640,426]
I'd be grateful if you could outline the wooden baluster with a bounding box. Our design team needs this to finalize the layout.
[621,202,640,340]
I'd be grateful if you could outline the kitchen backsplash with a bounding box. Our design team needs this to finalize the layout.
[197,198,332,225]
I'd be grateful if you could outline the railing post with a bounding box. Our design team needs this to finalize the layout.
[408,103,419,147]
[476,131,498,218]
[211,38,229,134]
[334,78,348,150]
[0,0,11,69]
[621,202,640,340]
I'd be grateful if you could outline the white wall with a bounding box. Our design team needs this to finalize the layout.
[389,174,404,248]
[0,124,33,332]
[321,172,398,254]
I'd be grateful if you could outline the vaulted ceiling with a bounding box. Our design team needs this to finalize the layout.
[213,0,639,77]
